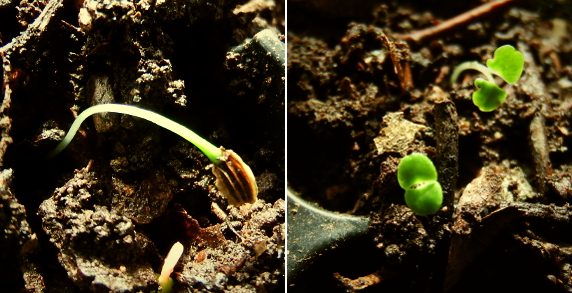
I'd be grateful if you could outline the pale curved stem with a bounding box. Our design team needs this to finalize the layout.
[45,103,222,164]
[158,241,184,288]
[450,61,495,85]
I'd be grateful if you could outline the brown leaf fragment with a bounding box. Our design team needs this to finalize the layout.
[455,167,502,216]
[444,169,563,292]
[445,205,523,293]
[445,168,513,292]
[373,112,426,155]
[174,204,226,248]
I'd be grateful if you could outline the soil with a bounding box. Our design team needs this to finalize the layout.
[288,0,572,292]
[0,0,284,292]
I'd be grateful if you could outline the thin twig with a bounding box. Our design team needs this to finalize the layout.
[398,0,518,43]
[0,0,65,55]
[0,52,14,167]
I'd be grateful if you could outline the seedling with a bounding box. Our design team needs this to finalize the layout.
[450,45,524,112]
[397,153,443,216]
[46,103,258,206]
[155,241,184,293]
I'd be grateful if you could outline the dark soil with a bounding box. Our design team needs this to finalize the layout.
[288,0,572,292]
[0,0,284,292]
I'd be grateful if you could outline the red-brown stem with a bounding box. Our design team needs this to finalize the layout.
[398,0,518,43]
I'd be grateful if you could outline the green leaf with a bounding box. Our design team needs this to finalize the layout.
[404,181,443,216]
[473,78,507,112]
[486,45,524,84]
[397,153,438,190]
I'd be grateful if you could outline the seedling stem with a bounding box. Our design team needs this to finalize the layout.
[45,103,258,206]
[450,61,495,84]
[46,104,222,164]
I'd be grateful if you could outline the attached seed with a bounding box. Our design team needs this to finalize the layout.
[212,147,258,206]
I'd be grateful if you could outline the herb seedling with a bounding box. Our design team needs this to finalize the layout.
[155,241,184,293]
[46,103,258,206]
[397,153,443,216]
[450,45,524,112]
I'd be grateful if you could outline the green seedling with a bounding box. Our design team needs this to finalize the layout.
[397,153,443,216]
[450,45,524,112]
[46,103,258,206]
[46,103,222,163]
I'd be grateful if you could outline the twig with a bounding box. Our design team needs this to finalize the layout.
[0,52,14,167]
[398,0,518,43]
[434,97,459,220]
[0,0,65,56]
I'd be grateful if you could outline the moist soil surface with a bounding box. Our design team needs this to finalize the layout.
[0,0,285,292]
[288,0,572,292]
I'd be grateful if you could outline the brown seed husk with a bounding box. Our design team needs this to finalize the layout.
[212,147,258,206]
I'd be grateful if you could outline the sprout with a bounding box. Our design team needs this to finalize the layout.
[45,103,222,163]
[46,103,258,206]
[450,45,524,112]
[397,153,443,216]
[156,242,184,293]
